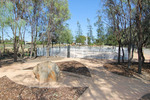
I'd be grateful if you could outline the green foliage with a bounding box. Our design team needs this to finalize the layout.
[58,25,73,44]
[87,18,93,43]
[94,13,104,39]
[76,21,82,36]
[105,34,118,46]
[94,12,105,45]
[17,19,26,29]
[76,35,86,45]
[36,41,42,45]
[87,37,91,44]
[95,35,105,45]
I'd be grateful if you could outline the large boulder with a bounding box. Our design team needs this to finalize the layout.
[33,61,60,83]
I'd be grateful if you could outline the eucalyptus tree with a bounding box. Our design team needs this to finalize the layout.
[2,0,29,61]
[76,21,82,37]
[44,0,70,57]
[58,25,73,44]
[135,0,150,74]
[18,19,27,59]
[140,0,150,63]
[0,2,6,53]
[87,18,93,44]
[26,0,43,58]
[94,13,104,45]
[126,0,134,68]
[2,0,20,62]
[104,0,123,63]
[76,21,82,44]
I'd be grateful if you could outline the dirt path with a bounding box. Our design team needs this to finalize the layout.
[76,59,150,100]
[0,58,149,100]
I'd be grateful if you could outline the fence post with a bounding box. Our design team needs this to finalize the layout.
[67,45,70,58]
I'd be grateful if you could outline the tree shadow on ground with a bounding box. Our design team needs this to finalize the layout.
[0,57,29,67]
[74,59,150,100]
[1,58,150,100]
[140,93,150,100]
[0,76,88,100]
[0,56,64,68]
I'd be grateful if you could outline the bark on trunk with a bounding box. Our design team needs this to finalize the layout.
[52,41,53,48]
[30,43,33,58]
[138,43,142,74]
[141,48,145,65]
[121,45,124,63]
[13,27,18,62]
[46,45,50,57]
[21,45,24,58]
[34,44,37,58]
[30,28,34,58]
[46,31,51,57]
[0,50,1,67]
[118,40,121,64]
[128,45,131,68]
[33,19,38,58]
[42,40,45,56]
[128,0,132,69]
[136,0,143,74]
[131,44,135,60]
[59,42,61,52]
[2,27,5,53]
[14,36,17,62]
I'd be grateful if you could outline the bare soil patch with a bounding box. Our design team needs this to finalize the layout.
[56,61,91,77]
[104,62,150,77]
[0,76,88,100]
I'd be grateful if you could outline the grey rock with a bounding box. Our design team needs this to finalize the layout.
[33,61,60,83]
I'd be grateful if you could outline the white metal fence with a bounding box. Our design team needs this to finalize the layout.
[37,46,128,60]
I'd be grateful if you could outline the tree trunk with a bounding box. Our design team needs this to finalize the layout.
[131,44,135,60]
[138,43,142,74]
[136,0,143,74]
[42,40,45,56]
[52,41,53,48]
[46,45,50,57]
[46,15,52,57]
[21,45,24,58]
[2,27,5,53]
[118,40,121,64]
[59,42,61,52]
[141,48,145,65]
[46,31,51,57]
[13,27,18,62]
[14,36,17,62]
[30,43,33,58]
[0,50,1,67]
[128,45,131,68]
[128,0,132,69]
[30,28,34,58]
[33,19,38,58]
[34,43,37,58]
[121,45,124,63]
[20,38,25,59]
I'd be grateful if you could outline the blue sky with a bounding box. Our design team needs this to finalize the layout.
[3,0,104,42]
[67,0,103,39]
